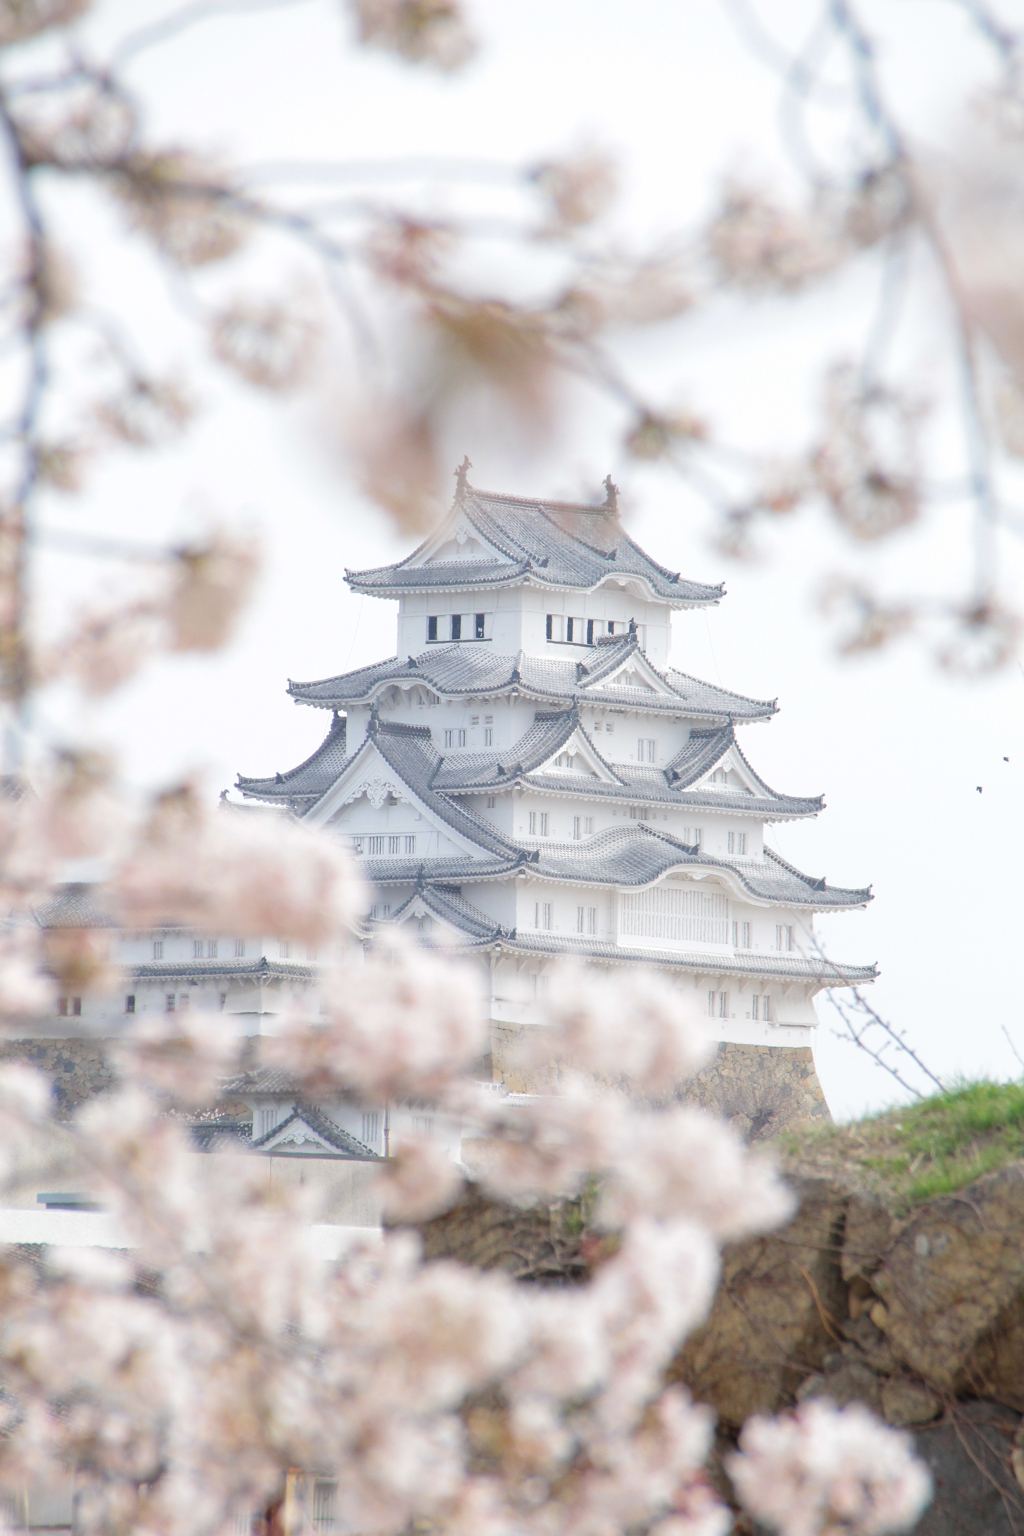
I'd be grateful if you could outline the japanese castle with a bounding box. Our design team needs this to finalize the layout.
[235,465,875,1058]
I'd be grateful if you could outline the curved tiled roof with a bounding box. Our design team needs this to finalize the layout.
[390,884,511,942]
[34,884,115,929]
[434,716,820,818]
[363,821,870,910]
[458,929,877,985]
[236,713,349,805]
[250,1104,381,1159]
[287,634,776,720]
[346,483,723,605]
[131,957,317,984]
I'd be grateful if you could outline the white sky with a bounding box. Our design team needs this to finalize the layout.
[16,0,1024,1117]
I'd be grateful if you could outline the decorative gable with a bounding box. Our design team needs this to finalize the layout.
[409,517,504,569]
[589,651,675,697]
[536,728,622,782]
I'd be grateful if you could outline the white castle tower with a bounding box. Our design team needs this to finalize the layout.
[237,466,874,1098]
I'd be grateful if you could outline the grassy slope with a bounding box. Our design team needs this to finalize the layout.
[776,1079,1024,1213]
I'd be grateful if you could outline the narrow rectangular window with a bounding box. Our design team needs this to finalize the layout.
[694,828,702,849]
[528,811,537,834]
[707,990,716,1017]
[542,903,552,930]
[207,939,218,958]
[71,996,82,1016]
[165,994,176,1013]
[763,994,772,1022]
[738,832,747,855]
[586,618,594,645]
[728,832,735,854]
[470,715,479,726]
[534,902,540,928]
[179,993,190,1011]
[577,906,585,933]
[751,994,760,1021]
[718,991,729,1019]
[368,836,384,854]
[219,992,227,1010]
[484,728,493,745]
[776,925,782,950]
[444,729,454,747]
[153,940,163,960]
[389,835,401,855]
[405,835,416,855]
[587,906,597,934]
[235,938,246,957]
[732,921,738,947]
[646,740,656,762]
[125,994,135,1014]
[351,836,364,855]
[57,997,68,1017]
[539,812,549,836]
[427,616,438,641]
[566,617,575,643]
[279,940,291,958]
[450,614,462,641]
[194,938,203,957]
[546,614,553,640]
[361,1111,380,1146]
[475,613,485,639]
[607,620,615,634]
[486,796,496,808]
[786,926,794,951]
[573,816,581,840]
[458,729,467,747]
[742,921,751,948]
[584,816,593,834]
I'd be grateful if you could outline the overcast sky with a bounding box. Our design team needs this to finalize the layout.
[20,0,1024,1118]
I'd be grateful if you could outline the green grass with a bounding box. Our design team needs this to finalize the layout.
[778,1078,1024,1211]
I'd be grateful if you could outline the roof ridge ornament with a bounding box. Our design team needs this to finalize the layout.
[602,474,619,513]
[455,456,472,499]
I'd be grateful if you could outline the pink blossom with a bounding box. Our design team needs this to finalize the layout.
[471,1082,627,1204]
[600,1106,795,1237]
[728,1400,932,1536]
[376,1131,463,1221]
[528,963,712,1094]
[268,940,486,1100]
[111,786,365,942]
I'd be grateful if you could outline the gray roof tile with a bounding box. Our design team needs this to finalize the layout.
[250,1104,381,1159]
[346,483,723,604]
[288,634,775,720]
[131,957,317,984]
[365,821,870,910]
[236,713,349,804]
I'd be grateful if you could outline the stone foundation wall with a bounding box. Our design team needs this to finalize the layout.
[684,1042,830,1140]
[492,1024,829,1140]
[0,1037,119,1117]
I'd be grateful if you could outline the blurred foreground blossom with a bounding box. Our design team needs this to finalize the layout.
[110,149,247,268]
[0,0,88,45]
[266,939,486,1100]
[527,961,713,1094]
[111,785,365,941]
[707,184,845,293]
[349,0,477,71]
[728,1400,932,1536]
[813,366,923,542]
[166,528,261,652]
[210,293,320,391]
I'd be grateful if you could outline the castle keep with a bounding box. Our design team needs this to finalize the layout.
[237,468,874,1109]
